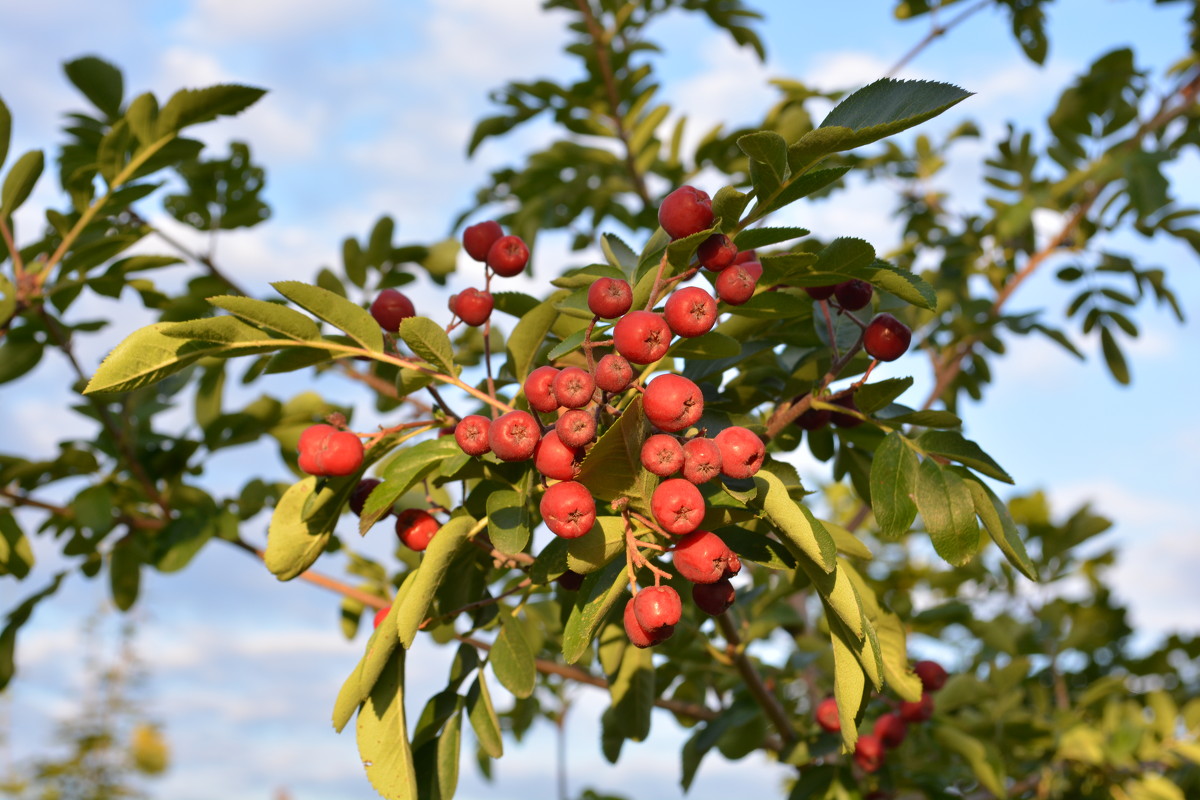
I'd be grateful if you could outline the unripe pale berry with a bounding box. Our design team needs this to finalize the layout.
[594,353,633,393]
[488,410,540,461]
[552,366,595,409]
[681,437,722,484]
[658,185,713,240]
[555,409,597,448]
[462,220,503,262]
[650,478,705,535]
[486,234,529,277]
[713,426,765,479]
[640,434,684,477]
[369,289,415,331]
[454,415,492,457]
[643,374,704,433]
[612,310,671,364]
[395,508,439,551]
[524,365,561,413]
[539,480,596,539]
[587,277,633,318]
[664,286,718,338]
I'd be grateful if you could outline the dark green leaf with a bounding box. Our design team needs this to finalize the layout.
[362,437,461,532]
[155,84,267,137]
[0,573,67,691]
[732,226,811,251]
[396,515,477,648]
[711,186,750,232]
[819,78,973,151]
[63,56,124,118]
[915,459,980,566]
[668,331,741,360]
[1099,325,1130,385]
[917,430,1013,483]
[506,290,568,383]
[466,674,504,758]
[0,512,34,579]
[576,396,653,506]
[562,558,627,664]
[356,648,418,800]
[855,377,914,413]
[1,150,44,216]
[870,433,919,539]
[607,642,654,741]
[961,472,1038,580]
[491,615,536,699]
[109,535,141,611]
[0,95,10,170]
[486,490,530,556]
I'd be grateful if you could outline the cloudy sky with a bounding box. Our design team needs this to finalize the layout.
[2,1,1198,799]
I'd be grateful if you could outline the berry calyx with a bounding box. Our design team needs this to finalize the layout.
[395,508,439,551]
[486,234,529,277]
[462,220,504,262]
[555,409,597,448]
[643,373,704,433]
[697,233,738,271]
[664,286,718,338]
[540,480,596,539]
[587,277,633,319]
[488,410,540,461]
[369,289,415,331]
[533,430,583,481]
[452,288,494,326]
[552,366,596,409]
[863,313,912,362]
[594,353,634,393]
[650,478,705,535]
[914,660,948,692]
[641,433,684,477]
[713,426,765,479]
[815,697,840,732]
[692,578,735,615]
[454,415,492,457]
[612,310,672,364]
[524,365,562,413]
[633,585,682,631]
[833,279,873,311]
[715,264,757,305]
[623,596,673,648]
[673,530,737,584]
[658,185,713,240]
[681,437,722,484]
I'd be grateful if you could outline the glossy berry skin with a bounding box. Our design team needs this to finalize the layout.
[815,697,841,732]
[552,366,595,409]
[697,233,737,271]
[372,605,391,629]
[533,430,583,481]
[594,353,633,393]
[673,530,738,584]
[540,480,596,539]
[915,660,948,692]
[623,597,673,648]
[297,424,364,477]
[899,692,935,723]
[863,313,912,362]
[350,478,382,517]
[486,234,529,277]
[715,264,757,305]
[555,409,597,448]
[681,437,722,484]
[692,578,735,615]
[462,220,504,262]
[804,284,837,301]
[650,478,705,535]
[612,310,672,364]
[854,734,885,773]
[641,434,684,477]
[395,509,439,551]
[369,289,415,331]
[452,288,494,326]
[524,366,561,413]
[874,713,908,749]
[740,260,763,281]
[834,279,873,310]
[587,277,633,318]
[643,374,704,433]
[454,415,492,457]
[658,185,713,240]
[664,286,718,338]
[713,426,765,479]
[633,585,682,631]
[733,249,757,265]
[487,410,540,461]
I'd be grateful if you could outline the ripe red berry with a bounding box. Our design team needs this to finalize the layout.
[640,434,684,477]
[297,423,336,474]
[899,692,935,723]
[658,185,713,240]
[612,310,672,364]
[633,585,682,631]
[863,313,912,362]
[874,713,908,749]
[369,288,415,331]
[733,249,757,265]
[834,279,873,311]
[741,260,763,281]
[488,410,540,461]
[454,414,492,457]
[830,394,864,428]
[533,430,583,481]
[462,220,504,262]
[623,596,673,648]
[587,277,633,319]
[372,605,391,629]
[681,437,722,484]
[715,264,757,305]
[524,366,561,413]
[697,234,737,271]
[914,660,948,692]
[650,478,705,535]
[804,284,837,301]
[664,286,718,338]
[298,424,364,477]
[486,234,529,277]
[350,478,382,517]
[539,480,596,539]
[713,426,765,479]
[552,366,595,409]
[692,578,735,615]
[853,734,885,773]
[452,288,494,326]
[555,409,597,448]
[795,406,832,431]
[815,697,841,732]
[642,373,704,433]
[395,508,439,551]
[594,353,633,393]
[673,530,738,584]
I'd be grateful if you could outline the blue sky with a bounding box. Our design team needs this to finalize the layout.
[1,1,1198,798]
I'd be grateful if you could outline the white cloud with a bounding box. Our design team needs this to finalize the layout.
[176,0,380,42]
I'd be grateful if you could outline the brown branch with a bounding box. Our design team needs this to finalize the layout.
[716,613,796,745]
[886,0,991,78]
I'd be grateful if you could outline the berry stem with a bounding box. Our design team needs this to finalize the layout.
[714,613,797,745]
[643,251,671,310]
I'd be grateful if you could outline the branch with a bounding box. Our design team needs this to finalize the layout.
[716,613,796,745]
[886,0,990,78]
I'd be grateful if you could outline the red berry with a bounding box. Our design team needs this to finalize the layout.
[594,353,633,393]
[539,480,596,539]
[623,596,673,648]
[804,284,837,300]
[350,478,382,517]
[453,288,493,326]
[298,424,336,474]
[899,692,935,723]
[633,585,682,631]
[692,578,735,615]
[486,234,529,277]
[533,430,583,481]
[650,478,705,535]
[715,264,757,305]
[834,279,873,311]
[373,605,391,629]
[874,713,908,749]
[673,529,737,584]
[713,426,765,479]
[298,424,364,477]
[863,313,912,362]
[796,406,832,431]
[488,410,540,461]
[587,277,633,318]
[830,394,863,428]
[555,409,597,448]
[642,373,704,433]
[612,310,672,364]
[664,286,718,338]
[658,185,713,240]
[552,366,596,409]
[681,437,722,484]
[733,249,757,265]
[853,734,885,773]
[462,220,503,262]
[454,414,492,457]
[524,366,561,414]
[640,434,684,477]
[395,508,439,551]
[369,289,415,331]
[815,697,840,732]
[914,660,948,692]
[697,234,738,271]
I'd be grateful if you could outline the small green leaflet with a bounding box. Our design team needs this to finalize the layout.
[265,477,336,580]
[398,316,459,377]
[870,432,919,539]
[395,516,477,648]
[960,471,1038,580]
[486,491,531,556]
[1,149,44,216]
[466,674,503,758]
[751,470,836,573]
[208,295,321,340]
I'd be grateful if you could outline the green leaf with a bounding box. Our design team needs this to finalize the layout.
[109,535,141,612]
[491,615,536,699]
[125,92,158,145]
[961,473,1038,580]
[915,459,980,566]
[854,377,914,413]
[265,477,337,580]
[680,704,758,791]
[878,408,962,428]
[1,150,44,216]
[820,519,874,560]
[771,166,850,209]
[546,328,589,361]
[0,512,34,579]
[566,516,626,574]
[153,512,218,573]
[466,674,503,758]
[831,623,867,752]
[398,316,459,377]
[607,642,654,741]
[85,323,268,394]
[0,573,66,691]
[668,330,741,360]
[562,558,627,664]
[506,290,568,383]
[731,226,811,251]
[817,78,972,153]
[356,648,418,800]
[63,56,124,118]
[160,315,264,344]
[207,296,321,340]
[362,437,461,533]
[600,233,637,273]
[917,430,1013,483]
[933,725,1005,797]
[752,470,835,573]
[486,490,530,557]
[711,186,750,232]
[1100,325,1131,385]
[272,280,383,353]
[716,527,796,570]
[396,515,476,648]
[870,433,919,539]
[155,84,267,137]
[576,396,653,507]
[0,96,11,171]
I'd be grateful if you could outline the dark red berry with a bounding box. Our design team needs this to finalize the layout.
[350,478,382,517]
[692,578,735,615]
[833,279,873,311]
[697,234,737,271]
[715,264,756,305]
[488,410,540,461]
[395,509,439,551]
[594,353,633,393]
[369,289,415,331]
[640,434,684,477]
[462,220,504,262]
[863,313,912,362]
[555,409,597,448]
[650,478,705,535]
[681,437,722,484]
[658,185,713,240]
[540,480,596,539]
[454,415,492,457]
[854,734,885,773]
[486,234,529,277]
[914,660,948,692]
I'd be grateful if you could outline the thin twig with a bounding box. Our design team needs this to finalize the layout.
[716,613,796,745]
